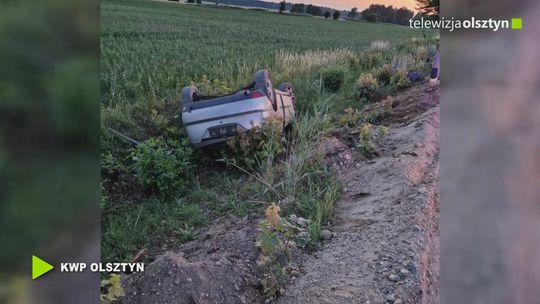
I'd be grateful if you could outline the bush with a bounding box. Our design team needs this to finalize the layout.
[375,64,395,86]
[391,69,411,90]
[132,137,194,199]
[338,107,364,128]
[319,66,345,92]
[358,123,375,158]
[414,46,429,62]
[348,57,360,70]
[101,149,131,186]
[223,117,285,172]
[355,52,385,70]
[356,73,379,102]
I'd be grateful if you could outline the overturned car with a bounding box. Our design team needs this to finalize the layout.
[181,70,295,149]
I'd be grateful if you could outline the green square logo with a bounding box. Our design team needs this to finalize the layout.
[511,18,522,30]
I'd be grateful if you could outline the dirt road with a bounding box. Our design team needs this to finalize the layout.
[277,90,439,304]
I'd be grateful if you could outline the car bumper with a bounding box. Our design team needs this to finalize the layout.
[182,97,273,146]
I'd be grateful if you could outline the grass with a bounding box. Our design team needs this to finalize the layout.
[101,199,204,263]
[101,0,437,263]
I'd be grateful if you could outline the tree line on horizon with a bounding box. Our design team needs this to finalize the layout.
[356,5,414,25]
[286,0,439,25]
[178,0,439,24]
[284,2,340,19]
[285,2,413,25]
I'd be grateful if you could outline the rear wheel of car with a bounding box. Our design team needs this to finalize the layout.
[278,82,295,108]
[181,86,200,104]
[255,70,277,111]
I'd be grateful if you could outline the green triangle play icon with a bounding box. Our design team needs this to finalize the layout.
[32,255,54,280]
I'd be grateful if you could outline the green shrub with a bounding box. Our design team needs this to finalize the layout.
[338,107,364,128]
[256,203,293,296]
[357,52,385,70]
[358,123,375,157]
[414,46,429,62]
[391,69,411,90]
[348,57,361,70]
[375,64,395,86]
[132,137,194,199]
[377,126,389,145]
[356,73,379,102]
[319,66,345,92]
[101,150,130,178]
[224,117,285,172]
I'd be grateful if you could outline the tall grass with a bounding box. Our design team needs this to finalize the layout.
[368,40,391,53]
[275,49,354,78]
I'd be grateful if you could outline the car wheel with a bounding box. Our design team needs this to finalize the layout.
[255,70,277,111]
[278,82,295,108]
[181,86,200,104]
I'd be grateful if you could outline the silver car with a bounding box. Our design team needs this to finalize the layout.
[181,70,295,149]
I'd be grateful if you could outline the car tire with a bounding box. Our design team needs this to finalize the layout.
[278,82,295,108]
[255,70,277,111]
[181,86,201,104]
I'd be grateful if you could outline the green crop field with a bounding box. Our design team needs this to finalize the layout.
[101,0,428,107]
[100,0,437,265]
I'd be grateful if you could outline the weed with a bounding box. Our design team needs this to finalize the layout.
[375,64,395,86]
[132,137,194,199]
[391,69,411,90]
[338,107,364,128]
[391,54,414,70]
[358,123,376,158]
[319,66,345,92]
[348,57,361,70]
[414,46,429,62]
[368,40,391,53]
[367,96,394,124]
[383,96,394,113]
[356,73,379,102]
[223,117,285,172]
[377,126,389,145]
[256,203,294,296]
[101,150,128,177]
[356,52,386,70]
[100,274,125,303]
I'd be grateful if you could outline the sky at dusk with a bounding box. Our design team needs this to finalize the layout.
[273,0,418,11]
